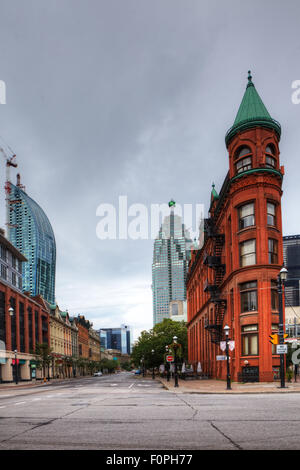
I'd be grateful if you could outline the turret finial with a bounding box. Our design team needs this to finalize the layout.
[247,70,254,88]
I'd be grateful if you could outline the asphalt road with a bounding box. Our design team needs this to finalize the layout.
[0,371,300,450]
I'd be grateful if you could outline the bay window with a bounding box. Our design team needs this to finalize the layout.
[242,325,258,356]
[240,239,256,267]
[268,239,278,264]
[240,281,258,312]
[239,202,255,230]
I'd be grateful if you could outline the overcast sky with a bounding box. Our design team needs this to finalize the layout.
[0,0,299,341]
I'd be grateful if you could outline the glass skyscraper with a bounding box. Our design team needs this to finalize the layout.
[8,182,56,304]
[99,325,131,354]
[152,210,192,325]
[283,235,300,307]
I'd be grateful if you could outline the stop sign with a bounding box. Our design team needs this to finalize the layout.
[166,355,174,362]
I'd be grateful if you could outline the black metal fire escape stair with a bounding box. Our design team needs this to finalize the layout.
[203,219,227,344]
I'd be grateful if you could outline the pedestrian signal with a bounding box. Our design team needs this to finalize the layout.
[269,334,279,345]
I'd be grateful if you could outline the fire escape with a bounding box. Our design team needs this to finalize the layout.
[203,218,227,344]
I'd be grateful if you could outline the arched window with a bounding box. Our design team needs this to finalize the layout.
[235,146,252,175]
[265,144,277,169]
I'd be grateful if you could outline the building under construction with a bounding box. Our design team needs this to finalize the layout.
[7,175,56,305]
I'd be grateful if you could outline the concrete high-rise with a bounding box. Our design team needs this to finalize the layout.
[152,209,192,325]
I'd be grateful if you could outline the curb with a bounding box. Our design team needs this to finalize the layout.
[158,379,300,394]
[0,375,94,390]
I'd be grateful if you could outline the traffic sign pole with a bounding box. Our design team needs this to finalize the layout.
[278,275,286,389]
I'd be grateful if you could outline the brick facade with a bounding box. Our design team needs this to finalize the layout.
[187,76,285,383]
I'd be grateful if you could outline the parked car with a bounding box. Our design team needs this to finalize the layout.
[132,369,141,375]
[93,371,103,377]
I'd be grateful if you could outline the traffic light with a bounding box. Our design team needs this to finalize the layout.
[269,334,279,345]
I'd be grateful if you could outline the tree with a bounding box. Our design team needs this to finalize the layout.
[99,358,119,373]
[34,343,53,380]
[121,361,132,371]
[131,319,188,369]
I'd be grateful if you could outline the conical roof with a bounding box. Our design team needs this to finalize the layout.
[225,71,281,146]
[211,183,219,201]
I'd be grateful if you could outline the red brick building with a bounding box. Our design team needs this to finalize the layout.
[187,72,285,382]
[75,315,90,359]
[0,232,50,382]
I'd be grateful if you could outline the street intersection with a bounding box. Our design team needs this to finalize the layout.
[0,372,299,450]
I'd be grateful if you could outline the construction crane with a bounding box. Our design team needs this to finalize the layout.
[0,146,18,238]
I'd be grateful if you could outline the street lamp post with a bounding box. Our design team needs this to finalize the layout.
[14,349,18,385]
[173,336,179,388]
[224,325,231,390]
[47,355,51,381]
[9,307,18,384]
[141,355,145,377]
[165,346,170,382]
[151,349,155,379]
[278,267,288,389]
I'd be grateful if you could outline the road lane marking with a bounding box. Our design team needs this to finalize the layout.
[14,401,26,405]
[129,383,135,389]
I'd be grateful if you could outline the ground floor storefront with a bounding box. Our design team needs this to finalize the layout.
[0,351,44,383]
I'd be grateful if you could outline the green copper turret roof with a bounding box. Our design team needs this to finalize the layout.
[225,71,281,146]
[211,183,219,201]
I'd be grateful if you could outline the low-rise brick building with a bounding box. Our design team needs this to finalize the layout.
[0,230,50,383]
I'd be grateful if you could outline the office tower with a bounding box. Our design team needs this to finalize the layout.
[283,235,300,307]
[152,209,192,325]
[99,325,131,355]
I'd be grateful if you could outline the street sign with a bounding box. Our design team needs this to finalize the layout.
[216,355,227,361]
[166,355,174,362]
[276,344,288,354]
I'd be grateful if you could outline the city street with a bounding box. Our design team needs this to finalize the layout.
[0,372,300,450]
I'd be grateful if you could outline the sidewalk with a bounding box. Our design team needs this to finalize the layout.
[159,377,300,394]
[0,376,89,390]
